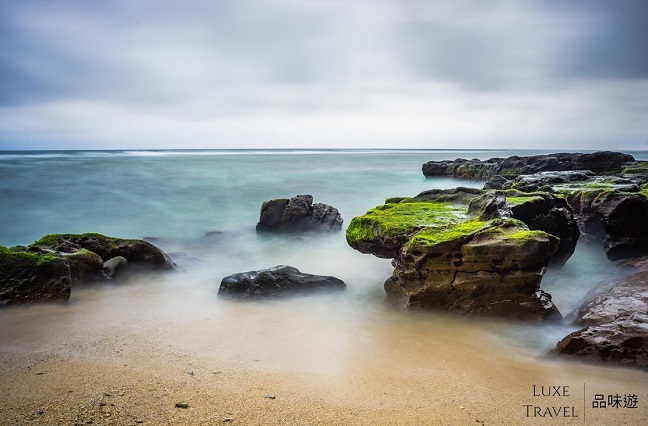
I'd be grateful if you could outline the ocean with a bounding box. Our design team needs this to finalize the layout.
[1,149,647,376]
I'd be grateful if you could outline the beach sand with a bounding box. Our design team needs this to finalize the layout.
[1,290,646,426]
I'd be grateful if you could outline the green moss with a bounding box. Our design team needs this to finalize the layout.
[30,233,107,247]
[405,219,491,249]
[621,161,648,175]
[640,185,648,198]
[0,246,62,270]
[346,200,466,244]
[505,196,544,206]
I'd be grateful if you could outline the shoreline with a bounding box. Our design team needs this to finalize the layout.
[2,300,646,425]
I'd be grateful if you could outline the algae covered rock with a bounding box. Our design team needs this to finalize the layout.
[29,233,176,272]
[346,188,562,320]
[256,195,343,233]
[1,233,177,306]
[422,151,634,180]
[508,172,648,261]
[0,247,71,305]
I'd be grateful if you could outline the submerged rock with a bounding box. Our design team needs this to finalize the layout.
[218,265,346,298]
[346,188,563,320]
[553,271,648,371]
[0,247,71,305]
[256,195,343,233]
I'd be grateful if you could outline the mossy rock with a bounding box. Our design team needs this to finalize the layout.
[29,233,176,271]
[0,247,71,305]
[346,188,563,319]
[346,199,467,258]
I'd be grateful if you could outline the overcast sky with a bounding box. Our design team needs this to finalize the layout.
[1,0,647,150]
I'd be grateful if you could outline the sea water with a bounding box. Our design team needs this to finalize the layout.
[1,149,646,369]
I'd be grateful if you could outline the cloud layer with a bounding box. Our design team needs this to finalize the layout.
[1,0,647,149]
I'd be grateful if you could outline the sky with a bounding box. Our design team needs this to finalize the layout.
[1,0,647,150]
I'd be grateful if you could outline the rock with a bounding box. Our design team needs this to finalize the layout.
[503,190,580,266]
[346,188,562,320]
[0,247,71,305]
[422,151,635,180]
[218,265,346,298]
[29,233,176,272]
[501,170,648,261]
[483,175,510,190]
[256,195,343,233]
[60,248,105,286]
[0,233,177,306]
[553,271,648,371]
[103,256,128,279]
[175,402,189,409]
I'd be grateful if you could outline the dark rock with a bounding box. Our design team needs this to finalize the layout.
[0,247,71,305]
[501,170,648,262]
[218,265,346,298]
[483,175,510,190]
[593,192,648,260]
[504,190,580,267]
[60,249,105,286]
[553,271,648,370]
[29,233,176,272]
[0,233,177,305]
[423,151,634,180]
[256,195,343,233]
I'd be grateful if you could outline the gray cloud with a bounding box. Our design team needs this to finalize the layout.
[0,0,646,149]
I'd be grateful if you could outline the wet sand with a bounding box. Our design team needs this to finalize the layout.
[1,278,646,426]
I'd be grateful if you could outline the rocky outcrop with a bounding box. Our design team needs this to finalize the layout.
[0,233,176,306]
[0,247,71,305]
[497,171,648,261]
[346,188,563,320]
[218,265,346,298]
[553,271,648,371]
[480,154,648,261]
[256,195,343,233]
[422,151,634,180]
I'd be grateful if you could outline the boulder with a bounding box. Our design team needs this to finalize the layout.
[256,195,343,233]
[346,188,563,320]
[28,233,176,272]
[1,233,176,306]
[553,271,648,371]
[103,256,129,279]
[422,151,635,180]
[218,265,346,298]
[0,247,71,305]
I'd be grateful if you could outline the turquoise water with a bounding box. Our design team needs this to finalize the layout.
[0,149,645,355]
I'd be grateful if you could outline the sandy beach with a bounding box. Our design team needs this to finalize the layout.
[1,284,646,426]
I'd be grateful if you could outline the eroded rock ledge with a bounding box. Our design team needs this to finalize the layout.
[422,151,634,180]
[346,187,573,320]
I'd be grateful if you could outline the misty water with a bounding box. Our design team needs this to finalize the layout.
[1,149,646,371]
